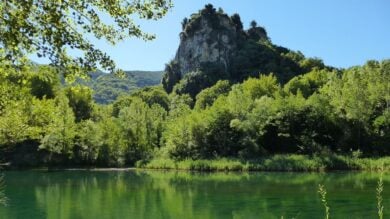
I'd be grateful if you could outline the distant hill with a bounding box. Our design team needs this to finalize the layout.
[79,70,163,104]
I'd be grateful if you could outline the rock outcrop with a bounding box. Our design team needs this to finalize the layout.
[163,4,268,94]
[175,12,238,75]
[162,4,326,97]
[171,5,269,78]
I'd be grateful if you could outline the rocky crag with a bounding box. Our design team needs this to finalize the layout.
[162,4,329,97]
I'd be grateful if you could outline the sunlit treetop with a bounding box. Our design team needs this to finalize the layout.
[0,0,173,80]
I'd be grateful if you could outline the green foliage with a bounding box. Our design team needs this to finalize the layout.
[64,85,94,122]
[318,184,330,219]
[164,94,259,160]
[112,95,134,117]
[78,70,163,104]
[247,26,268,41]
[182,4,230,37]
[140,155,390,172]
[0,99,32,147]
[131,86,170,110]
[95,116,125,166]
[284,69,331,98]
[0,51,388,168]
[230,40,308,84]
[320,60,390,153]
[241,74,280,99]
[260,94,342,154]
[117,98,167,164]
[168,93,193,117]
[231,14,243,31]
[28,66,60,99]
[195,80,231,110]
[112,86,169,117]
[159,60,389,161]
[162,61,181,93]
[377,164,385,219]
[300,57,326,72]
[172,62,229,98]
[39,94,77,158]
[73,120,102,164]
[0,0,172,77]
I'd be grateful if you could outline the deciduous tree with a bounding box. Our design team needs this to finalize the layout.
[0,0,172,77]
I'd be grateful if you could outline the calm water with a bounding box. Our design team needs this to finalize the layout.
[0,170,388,219]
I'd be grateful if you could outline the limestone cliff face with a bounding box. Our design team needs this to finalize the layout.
[162,5,271,94]
[163,5,306,97]
[174,12,238,75]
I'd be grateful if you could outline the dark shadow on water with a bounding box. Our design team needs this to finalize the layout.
[0,174,7,207]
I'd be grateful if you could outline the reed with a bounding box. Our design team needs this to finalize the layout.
[377,164,384,219]
[318,184,330,219]
[138,155,390,172]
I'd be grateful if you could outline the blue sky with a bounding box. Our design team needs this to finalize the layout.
[33,0,390,71]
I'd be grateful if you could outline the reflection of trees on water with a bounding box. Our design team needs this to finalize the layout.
[30,171,389,219]
[1,171,388,218]
[0,174,7,206]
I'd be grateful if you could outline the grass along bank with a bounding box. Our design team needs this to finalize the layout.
[136,154,390,172]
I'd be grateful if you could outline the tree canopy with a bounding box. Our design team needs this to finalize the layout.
[0,4,388,168]
[0,0,172,78]
[0,60,388,167]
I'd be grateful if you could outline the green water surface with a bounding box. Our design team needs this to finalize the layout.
[0,170,388,219]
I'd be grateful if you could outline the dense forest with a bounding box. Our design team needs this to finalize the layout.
[0,5,389,168]
[77,70,163,104]
[0,59,388,167]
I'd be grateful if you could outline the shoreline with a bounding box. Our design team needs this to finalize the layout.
[1,167,387,173]
[2,154,389,172]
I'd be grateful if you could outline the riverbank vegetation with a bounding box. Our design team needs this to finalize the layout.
[0,60,388,170]
[0,3,388,171]
[137,155,390,172]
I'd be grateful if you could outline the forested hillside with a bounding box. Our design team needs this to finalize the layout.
[0,59,388,167]
[162,5,333,98]
[78,71,163,104]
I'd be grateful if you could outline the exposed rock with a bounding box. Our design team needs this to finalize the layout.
[175,11,239,75]
[162,4,326,97]
[162,4,266,95]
